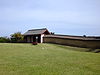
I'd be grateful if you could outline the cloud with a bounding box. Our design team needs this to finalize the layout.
[0,0,100,36]
[0,8,100,26]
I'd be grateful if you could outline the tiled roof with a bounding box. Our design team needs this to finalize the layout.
[44,34,100,40]
[23,28,48,35]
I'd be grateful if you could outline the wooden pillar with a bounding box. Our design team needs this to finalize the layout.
[30,36,31,43]
[25,36,27,42]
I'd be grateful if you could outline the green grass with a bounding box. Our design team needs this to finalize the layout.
[0,43,100,75]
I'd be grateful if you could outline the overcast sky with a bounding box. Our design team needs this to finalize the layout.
[0,0,100,36]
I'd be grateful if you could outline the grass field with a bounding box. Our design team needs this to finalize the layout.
[0,43,100,75]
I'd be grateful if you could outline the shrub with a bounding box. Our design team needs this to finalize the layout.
[32,42,38,45]
[0,37,11,43]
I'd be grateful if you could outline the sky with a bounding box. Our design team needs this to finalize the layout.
[0,0,100,36]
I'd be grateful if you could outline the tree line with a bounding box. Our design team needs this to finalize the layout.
[0,32,24,43]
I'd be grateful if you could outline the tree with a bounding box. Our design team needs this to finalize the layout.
[11,32,24,43]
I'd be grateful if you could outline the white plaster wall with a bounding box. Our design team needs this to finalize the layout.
[41,34,44,43]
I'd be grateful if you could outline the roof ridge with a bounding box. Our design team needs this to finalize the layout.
[29,28,47,31]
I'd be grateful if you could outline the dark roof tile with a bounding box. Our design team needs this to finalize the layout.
[44,34,100,40]
[23,28,48,35]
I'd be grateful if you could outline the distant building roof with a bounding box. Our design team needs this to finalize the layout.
[23,28,50,35]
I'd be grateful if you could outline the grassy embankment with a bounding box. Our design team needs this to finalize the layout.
[0,43,100,75]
